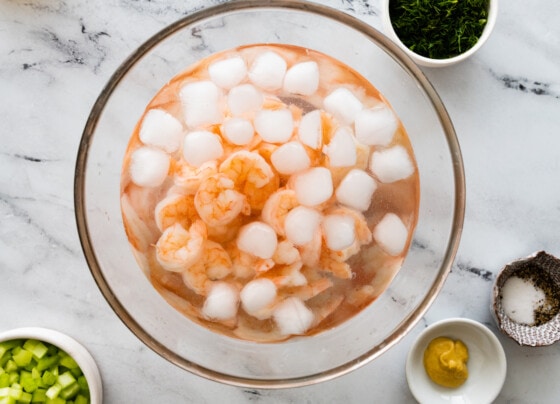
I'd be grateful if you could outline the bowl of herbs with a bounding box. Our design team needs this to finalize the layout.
[382,0,498,67]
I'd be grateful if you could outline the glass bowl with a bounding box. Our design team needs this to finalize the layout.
[74,0,465,388]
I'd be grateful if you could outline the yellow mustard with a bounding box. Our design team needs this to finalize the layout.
[423,337,469,388]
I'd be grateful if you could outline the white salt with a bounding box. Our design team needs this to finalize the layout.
[373,213,408,256]
[273,297,314,335]
[501,276,546,325]
[139,109,183,153]
[370,145,415,183]
[271,141,311,175]
[182,131,223,167]
[335,169,377,212]
[129,146,170,188]
[283,61,319,96]
[354,106,398,147]
[202,282,239,320]
[298,110,322,150]
[179,80,223,128]
[284,206,322,246]
[324,127,357,167]
[249,51,287,91]
[221,118,254,146]
[254,108,294,143]
[240,278,277,319]
[208,56,247,89]
[237,221,278,259]
[227,83,263,116]
[323,87,363,125]
[292,167,333,207]
[322,214,356,251]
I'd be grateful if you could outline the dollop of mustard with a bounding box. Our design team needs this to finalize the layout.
[423,337,469,388]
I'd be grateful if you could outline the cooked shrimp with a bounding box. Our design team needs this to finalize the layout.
[173,160,218,194]
[323,206,372,262]
[182,240,233,295]
[266,261,306,287]
[155,220,207,272]
[298,227,322,267]
[282,276,333,301]
[261,189,299,236]
[272,239,301,265]
[154,193,198,232]
[226,242,274,279]
[219,150,279,210]
[318,252,353,279]
[194,173,250,227]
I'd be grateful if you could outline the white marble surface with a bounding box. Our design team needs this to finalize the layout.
[1,0,559,402]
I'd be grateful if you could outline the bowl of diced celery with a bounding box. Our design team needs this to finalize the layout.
[0,328,101,404]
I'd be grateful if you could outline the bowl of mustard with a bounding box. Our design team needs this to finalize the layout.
[405,318,506,404]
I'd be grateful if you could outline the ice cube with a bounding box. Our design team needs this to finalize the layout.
[324,127,357,167]
[322,214,356,251]
[370,145,415,183]
[284,206,322,246]
[373,213,408,256]
[273,297,314,335]
[323,87,363,125]
[283,61,319,96]
[139,109,183,153]
[335,169,377,211]
[355,105,398,147]
[254,108,294,143]
[248,51,287,91]
[240,278,277,319]
[298,110,322,150]
[237,221,278,259]
[221,117,254,146]
[202,282,239,320]
[182,130,224,167]
[208,56,247,89]
[271,141,311,175]
[227,83,263,117]
[292,167,333,206]
[179,80,223,128]
[129,146,170,187]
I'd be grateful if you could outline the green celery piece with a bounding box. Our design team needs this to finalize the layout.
[58,384,79,401]
[13,350,33,368]
[36,357,58,374]
[45,398,65,404]
[40,372,55,389]
[45,384,61,400]
[22,342,47,362]
[17,391,32,404]
[8,374,19,386]
[0,396,16,404]
[73,395,87,404]
[30,389,46,403]
[0,374,9,388]
[4,386,22,400]
[0,341,22,359]
[56,358,75,372]
[0,387,10,396]
[20,372,38,394]
[30,370,40,382]
[0,354,10,369]
[75,378,87,398]
[5,361,17,374]
[55,374,74,391]
[67,370,80,380]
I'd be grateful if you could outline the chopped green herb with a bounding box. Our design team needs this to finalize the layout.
[389,0,490,59]
[0,339,90,404]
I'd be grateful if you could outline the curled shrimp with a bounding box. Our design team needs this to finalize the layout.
[173,160,219,195]
[323,206,372,262]
[219,150,279,210]
[182,240,233,295]
[154,193,198,232]
[261,189,299,236]
[226,242,274,279]
[194,173,250,227]
[155,220,207,272]
[272,239,301,265]
[298,227,322,267]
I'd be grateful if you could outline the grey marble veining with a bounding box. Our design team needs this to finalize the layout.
[1,0,560,402]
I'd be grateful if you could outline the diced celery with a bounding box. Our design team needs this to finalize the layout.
[73,395,87,404]
[58,383,79,401]
[5,361,17,374]
[8,374,19,385]
[0,341,21,362]
[66,370,80,380]
[0,387,10,397]
[45,384,61,400]
[30,370,40,382]
[40,373,55,389]
[22,342,47,362]
[0,374,9,388]
[75,379,87,398]
[0,396,16,404]
[55,374,74,391]
[31,389,47,403]
[36,357,58,374]
[17,391,32,404]
[13,350,32,368]
[57,358,76,372]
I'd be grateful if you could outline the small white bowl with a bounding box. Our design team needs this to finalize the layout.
[406,318,506,404]
[381,0,499,67]
[0,327,102,404]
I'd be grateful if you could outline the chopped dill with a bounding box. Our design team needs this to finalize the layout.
[389,0,490,59]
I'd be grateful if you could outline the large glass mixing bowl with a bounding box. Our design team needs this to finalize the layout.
[74,0,465,388]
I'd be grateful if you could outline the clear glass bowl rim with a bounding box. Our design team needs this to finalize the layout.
[74,0,466,389]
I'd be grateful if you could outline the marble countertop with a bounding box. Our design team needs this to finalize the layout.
[2,0,559,402]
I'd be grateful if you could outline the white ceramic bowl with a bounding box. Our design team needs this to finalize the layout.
[0,327,102,404]
[406,318,506,404]
[381,0,499,67]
